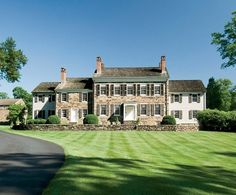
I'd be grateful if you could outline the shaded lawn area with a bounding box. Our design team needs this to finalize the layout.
[1,126,236,195]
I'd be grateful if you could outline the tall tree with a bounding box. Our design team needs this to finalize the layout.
[12,87,32,115]
[0,37,27,82]
[206,78,232,111]
[0,92,9,99]
[230,86,236,111]
[211,11,236,68]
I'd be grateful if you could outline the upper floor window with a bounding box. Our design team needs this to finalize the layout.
[61,93,67,101]
[140,85,147,96]
[127,85,134,95]
[189,94,201,103]
[141,104,147,115]
[192,94,198,102]
[154,85,161,95]
[114,85,121,95]
[100,85,107,95]
[171,94,182,103]
[174,94,180,102]
[49,94,55,102]
[82,93,88,102]
[38,95,43,102]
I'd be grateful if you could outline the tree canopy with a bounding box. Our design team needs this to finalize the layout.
[0,37,27,82]
[0,92,9,99]
[211,11,236,68]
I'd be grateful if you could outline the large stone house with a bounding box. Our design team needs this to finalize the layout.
[32,56,206,125]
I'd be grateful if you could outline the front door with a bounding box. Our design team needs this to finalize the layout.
[124,105,136,121]
[70,109,78,122]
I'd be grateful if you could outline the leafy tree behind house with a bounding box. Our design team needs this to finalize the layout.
[7,104,25,125]
[0,92,9,99]
[206,77,232,111]
[211,11,236,68]
[231,86,236,110]
[13,87,32,115]
[0,37,27,82]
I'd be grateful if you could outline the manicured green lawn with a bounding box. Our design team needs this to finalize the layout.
[1,126,236,195]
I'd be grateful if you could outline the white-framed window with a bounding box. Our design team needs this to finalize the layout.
[174,94,180,102]
[155,104,161,115]
[141,104,147,115]
[62,109,67,118]
[192,94,198,102]
[172,110,182,119]
[82,93,88,102]
[38,95,43,102]
[100,85,107,95]
[127,85,134,95]
[154,85,161,95]
[192,110,198,119]
[114,105,120,116]
[140,85,147,96]
[114,85,121,96]
[100,105,107,115]
[83,109,88,117]
[62,93,67,101]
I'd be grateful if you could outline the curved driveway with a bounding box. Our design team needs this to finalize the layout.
[0,130,64,195]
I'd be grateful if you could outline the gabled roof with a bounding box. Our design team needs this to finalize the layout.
[93,67,169,83]
[55,77,93,92]
[0,99,22,106]
[169,80,206,93]
[32,82,60,93]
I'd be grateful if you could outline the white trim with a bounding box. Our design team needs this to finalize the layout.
[114,84,121,96]
[82,92,88,102]
[154,104,161,116]
[123,103,137,121]
[100,85,107,96]
[140,84,147,96]
[140,103,148,116]
[100,104,107,116]
[127,84,134,96]
[154,84,161,96]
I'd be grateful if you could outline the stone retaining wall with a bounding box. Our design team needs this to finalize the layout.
[24,124,199,131]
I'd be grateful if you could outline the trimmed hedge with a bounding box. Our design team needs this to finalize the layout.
[27,118,47,124]
[197,109,236,131]
[46,115,60,124]
[161,115,176,125]
[83,114,99,124]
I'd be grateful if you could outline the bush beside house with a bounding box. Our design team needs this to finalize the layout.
[83,114,99,124]
[161,115,176,125]
[46,115,60,124]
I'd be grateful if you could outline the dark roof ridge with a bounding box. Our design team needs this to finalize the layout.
[105,66,160,69]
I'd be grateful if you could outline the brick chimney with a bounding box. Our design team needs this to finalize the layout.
[61,67,67,83]
[96,56,103,74]
[160,56,166,73]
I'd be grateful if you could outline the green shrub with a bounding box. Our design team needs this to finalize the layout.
[7,104,26,125]
[197,109,236,131]
[27,118,46,124]
[161,115,176,125]
[83,114,99,124]
[46,115,60,124]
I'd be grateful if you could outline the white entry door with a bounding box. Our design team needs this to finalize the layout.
[124,105,136,121]
[70,109,78,122]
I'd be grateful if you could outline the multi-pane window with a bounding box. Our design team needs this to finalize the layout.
[114,85,121,95]
[100,105,107,115]
[141,104,147,115]
[192,110,198,118]
[140,85,147,95]
[192,94,198,102]
[62,109,67,118]
[114,105,120,116]
[100,86,106,95]
[62,93,67,101]
[38,95,43,102]
[83,109,88,117]
[82,93,88,102]
[174,110,181,119]
[174,94,180,102]
[154,85,161,95]
[127,85,134,95]
[155,104,161,115]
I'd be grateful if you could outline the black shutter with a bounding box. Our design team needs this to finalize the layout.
[124,84,127,96]
[137,104,140,116]
[151,104,154,116]
[147,84,150,96]
[171,94,174,103]
[137,84,140,96]
[35,96,38,103]
[160,104,164,116]
[160,84,164,95]
[151,84,154,96]
[106,105,109,116]
[79,92,82,102]
[106,84,109,96]
[120,104,124,121]
[111,85,114,96]
[79,109,83,118]
[96,85,100,96]
[42,95,45,103]
[34,110,38,119]
[96,104,100,116]
[147,104,151,116]
[197,94,201,103]
[180,111,183,119]
[189,110,193,119]
[110,104,114,116]
[179,94,182,103]
[58,109,61,118]
[133,84,136,96]
[189,94,192,103]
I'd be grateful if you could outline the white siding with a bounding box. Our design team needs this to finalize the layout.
[168,92,206,124]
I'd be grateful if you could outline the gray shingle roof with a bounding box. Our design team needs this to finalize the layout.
[32,82,60,93]
[0,99,21,106]
[169,80,206,92]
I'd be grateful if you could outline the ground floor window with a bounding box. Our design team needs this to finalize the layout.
[141,104,147,115]
[62,109,68,118]
[37,110,45,119]
[83,109,88,117]
[172,110,182,119]
[155,104,161,115]
[100,105,107,115]
[114,105,120,116]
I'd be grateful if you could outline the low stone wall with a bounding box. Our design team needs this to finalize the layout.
[24,124,199,131]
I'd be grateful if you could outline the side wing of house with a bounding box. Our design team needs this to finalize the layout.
[168,80,206,124]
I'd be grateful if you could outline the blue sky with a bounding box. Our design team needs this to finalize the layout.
[0,0,235,96]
